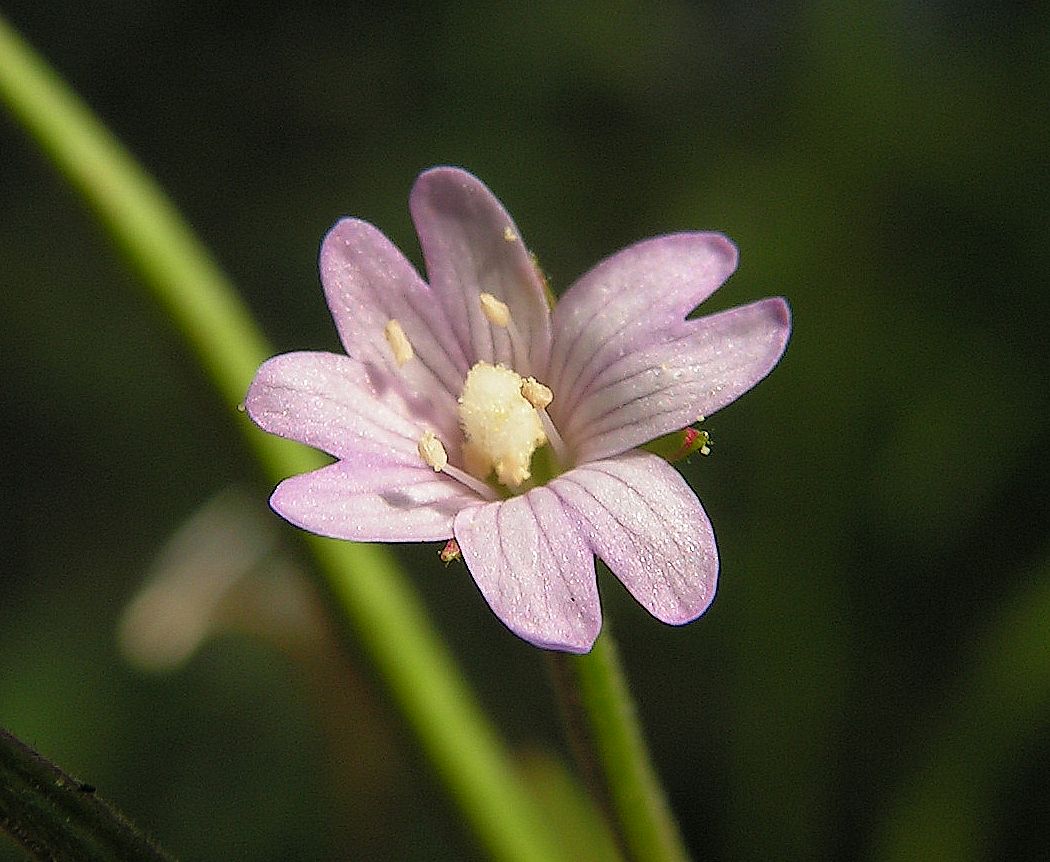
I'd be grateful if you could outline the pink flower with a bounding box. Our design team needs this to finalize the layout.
[246,168,790,652]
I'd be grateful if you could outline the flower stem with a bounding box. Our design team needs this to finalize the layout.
[0,16,565,862]
[548,629,691,862]
[0,728,174,862]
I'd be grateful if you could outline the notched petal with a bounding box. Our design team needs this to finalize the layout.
[454,488,600,653]
[565,297,791,463]
[320,218,469,412]
[410,167,553,371]
[552,452,718,625]
[548,232,739,407]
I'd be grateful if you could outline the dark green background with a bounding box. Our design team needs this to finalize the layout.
[3,2,1048,859]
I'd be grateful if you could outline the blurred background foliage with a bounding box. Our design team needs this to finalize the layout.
[2,1,1048,859]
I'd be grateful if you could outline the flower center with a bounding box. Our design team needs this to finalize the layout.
[458,361,546,489]
[402,282,570,499]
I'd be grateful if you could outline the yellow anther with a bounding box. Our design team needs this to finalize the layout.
[503,226,517,242]
[479,293,510,328]
[417,430,448,472]
[384,319,414,366]
[520,377,553,410]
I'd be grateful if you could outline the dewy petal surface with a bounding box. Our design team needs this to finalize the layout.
[410,167,552,374]
[551,451,717,625]
[548,233,739,413]
[271,460,479,543]
[564,298,791,463]
[454,488,600,653]
[246,351,429,462]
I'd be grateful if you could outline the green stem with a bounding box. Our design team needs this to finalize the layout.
[550,629,691,862]
[0,16,564,862]
[0,728,174,862]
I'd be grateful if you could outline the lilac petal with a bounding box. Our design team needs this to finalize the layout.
[245,351,433,462]
[551,451,717,625]
[320,218,466,440]
[562,298,791,464]
[271,460,479,542]
[548,233,739,411]
[410,167,553,375]
[454,487,600,652]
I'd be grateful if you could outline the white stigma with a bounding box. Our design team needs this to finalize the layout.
[479,293,510,328]
[384,319,414,366]
[417,430,448,472]
[458,362,546,488]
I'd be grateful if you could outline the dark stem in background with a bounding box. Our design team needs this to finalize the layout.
[0,17,567,862]
[544,647,625,852]
[0,727,175,862]
[546,625,692,862]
